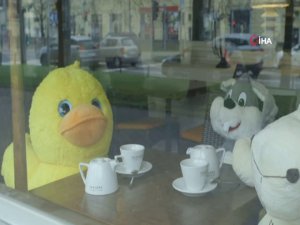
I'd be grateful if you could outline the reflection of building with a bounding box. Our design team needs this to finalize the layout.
[177,0,297,66]
[139,5,179,40]
[0,0,7,50]
[70,0,179,41]
[16,0,300,52]
[179,0,287,42]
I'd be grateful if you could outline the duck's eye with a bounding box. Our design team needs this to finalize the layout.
[238,92,247,107]
[91,98,101,109]
[58,100,72,117]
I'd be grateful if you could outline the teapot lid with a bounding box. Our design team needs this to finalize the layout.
[191,145,214,149]
[92,157,110,163]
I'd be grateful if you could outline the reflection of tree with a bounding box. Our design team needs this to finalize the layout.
[113,0,148,33]
[211,0,231,38]
[284,0,294,51]
[32,0,47,38]
[210,0,231,68]
[23,0,58,39]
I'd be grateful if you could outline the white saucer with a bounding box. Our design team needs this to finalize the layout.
[172,177,218,197]
[116,161,152,177]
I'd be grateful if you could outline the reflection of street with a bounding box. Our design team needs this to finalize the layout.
[2,45,300,104]
[103,62,164,77]
[1,47,40,65]
[1,47,166,78]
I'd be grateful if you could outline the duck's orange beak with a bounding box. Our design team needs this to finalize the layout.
[59,105,107,147]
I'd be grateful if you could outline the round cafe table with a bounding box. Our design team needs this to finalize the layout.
[31,149,262,225]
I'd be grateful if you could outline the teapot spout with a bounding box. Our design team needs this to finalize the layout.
[186,147,193,155]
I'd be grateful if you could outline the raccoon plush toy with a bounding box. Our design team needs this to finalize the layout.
[210,73,278,183]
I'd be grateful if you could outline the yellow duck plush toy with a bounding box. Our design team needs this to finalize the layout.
[1,61,113,190]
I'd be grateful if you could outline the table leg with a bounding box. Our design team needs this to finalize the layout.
[165,99,180,152]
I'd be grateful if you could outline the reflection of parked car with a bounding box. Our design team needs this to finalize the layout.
[99,36,141,68]
[161,54,181,76]
[104,32,140,49]
[212,33,263,53]
[212,33,283,68]
[212,33,264,66]
[39,36,100,69]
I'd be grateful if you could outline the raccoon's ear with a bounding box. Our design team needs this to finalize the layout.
[221,78,236,92]
[250,79,278,125]
[250,79,268,102]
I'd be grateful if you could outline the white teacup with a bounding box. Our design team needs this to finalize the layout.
[180,158,208,191]
[114,144,145,173]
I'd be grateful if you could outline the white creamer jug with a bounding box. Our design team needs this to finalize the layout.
[79,157,119,195]
[186,145,225,182]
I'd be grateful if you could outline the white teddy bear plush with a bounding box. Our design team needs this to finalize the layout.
[235,106,300,225]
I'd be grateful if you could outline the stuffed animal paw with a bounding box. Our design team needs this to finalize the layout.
[232,137,254,187]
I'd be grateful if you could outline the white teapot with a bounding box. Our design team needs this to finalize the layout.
[186,145,225,182]
[79,157,119,195]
